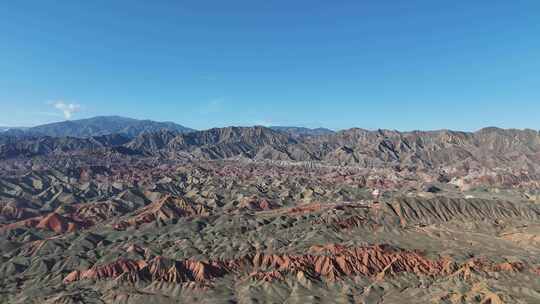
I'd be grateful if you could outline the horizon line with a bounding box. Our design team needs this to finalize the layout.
[4,115,540,134]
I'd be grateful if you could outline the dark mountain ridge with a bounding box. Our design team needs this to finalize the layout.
[270,126,335,137]
[25,116,195,138]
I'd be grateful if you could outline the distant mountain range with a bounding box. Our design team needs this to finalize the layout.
[2,121,540,171]
[2,116,194,138]
[0,116,338,139]
[269,126,335,136]
[125,126,540,168]
[0,127,27,132]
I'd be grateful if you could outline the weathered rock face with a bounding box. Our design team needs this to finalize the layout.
[247,244,453,281]
[112,195,209,230]
[3,126,540,173]
[64,256,226,285]
[0,198,136,233]
[0,212,88,234]
[35,213,78,233]
[64,259,144,283]
[64,244,538,289]
[384,197,540,226]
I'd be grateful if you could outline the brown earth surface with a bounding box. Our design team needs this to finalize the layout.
[0,127,540,303]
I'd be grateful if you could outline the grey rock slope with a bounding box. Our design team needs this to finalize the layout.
[127,126,540,169]
[2,126,540,171]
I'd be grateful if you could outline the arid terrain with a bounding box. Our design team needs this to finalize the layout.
[1,121,539,303]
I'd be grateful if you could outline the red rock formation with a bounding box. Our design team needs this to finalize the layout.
[183,260,226,282]
[493,261,525,272]
[64,245,451,285]
[0,211,90,234]
[64,259,146,284]
[113,195,209,230]
[71,201,126,225]
[248,244,453,281]
[247,270,284,282]
[125,243,147,256]
[450,259,528,280]
[287,203,325,215]
[64,245,538,286]
[238,197,276,211]
[64,256,227,285]
[36,213,77,233]
[0,199,131,235]
[258,199,274,210]
[62,270,81,283]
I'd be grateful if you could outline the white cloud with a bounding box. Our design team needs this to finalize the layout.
[51,101,81,119]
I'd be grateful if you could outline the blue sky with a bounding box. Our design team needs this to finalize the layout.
[1,1,539,130]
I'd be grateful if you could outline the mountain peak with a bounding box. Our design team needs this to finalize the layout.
[25,116,194,138]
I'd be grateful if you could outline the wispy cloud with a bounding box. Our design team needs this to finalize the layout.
[50,101,81,119]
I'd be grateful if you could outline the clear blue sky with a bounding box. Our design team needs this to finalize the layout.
[1,1,539,130]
